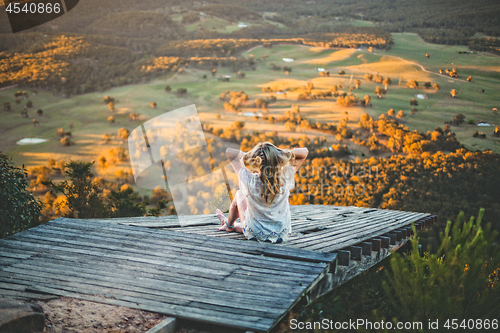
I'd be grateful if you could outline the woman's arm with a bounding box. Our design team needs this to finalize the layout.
[291,147,308,173]
[226,148,245,174]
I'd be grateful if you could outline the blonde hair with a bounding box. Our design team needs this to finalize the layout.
[243,142,295,207]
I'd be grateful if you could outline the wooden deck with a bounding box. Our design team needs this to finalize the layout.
[0,205,435,332]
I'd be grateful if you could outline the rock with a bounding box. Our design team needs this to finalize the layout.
[0,298,45,333]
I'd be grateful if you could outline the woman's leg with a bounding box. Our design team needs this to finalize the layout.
[217,190,247,233]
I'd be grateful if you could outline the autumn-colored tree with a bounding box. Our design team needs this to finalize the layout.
[212,69,217,77]
[364,74,373,81]
[433,83,441,90]
[339,70,345,76]
[108,101,115,112]
[107,116,115,124]
[397,110,405,119]
[388,108,395,117]
[406,80,419,89]
[60,136,71,146]
[382,77,392,90]
[450,89,458,98]
[493,126,500,137]
[362,95,371,107]
[354,79,361,89]
[410,98,419,108]
[117,128,130,141]
[99,156,107,168]
[374,86,386,98]
[150,101,157,108]
[467,76,472,82]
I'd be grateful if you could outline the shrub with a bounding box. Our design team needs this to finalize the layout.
[0,153,42,238]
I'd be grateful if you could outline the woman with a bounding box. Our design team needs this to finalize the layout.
[216,142,308,243]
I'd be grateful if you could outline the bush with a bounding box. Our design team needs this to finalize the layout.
[383,209,500,323]
[0,153,42,238]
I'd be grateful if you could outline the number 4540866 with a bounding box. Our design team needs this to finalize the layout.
[444,319,498,330]
[6,2,61,14]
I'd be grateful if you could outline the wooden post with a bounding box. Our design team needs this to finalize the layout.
[371,239,382,252]
[337,250,350,266]
[399,228,407,238]
[361,242,372,256]
[349,246,362,261]
[388,233,396,245]
[406,226,413,236]
[380,236,390,248]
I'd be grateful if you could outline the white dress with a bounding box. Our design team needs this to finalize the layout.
[238,164,295,243]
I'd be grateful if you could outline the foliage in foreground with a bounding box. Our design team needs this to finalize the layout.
[383,209,500,326]
[0,153,42,238]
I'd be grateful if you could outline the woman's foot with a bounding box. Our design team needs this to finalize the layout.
[216,209,233,230]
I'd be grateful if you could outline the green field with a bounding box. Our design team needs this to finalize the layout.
[1,33,499,182]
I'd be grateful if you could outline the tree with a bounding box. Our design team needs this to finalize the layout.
[374,86,386,98]
[433,83,441,91]
[382,210,500,325]
[364,74,373,81]
[354,79,361,89]
[450,89,458,98]
[406,80,419,89]
[165,85,171,92]
[425,53,430,58]
[424,81,432,89]
[3,101,11,111]
[339,70,345,76]
[26,100,33,108]
[37,109,43,116]
[212,69,217,77]
[0,153,42,238]
[397,110,405,119]
[108,101,115,112]
[107,187,146,218]
[452,113,465,126]
[362,95,371,107]
[107,116,115,124]
[60,137,71,146]
[494,126,500,137]
[176,88,187,95]
[382,77,392,90]
[51,161,109,218]
[388,108,395,117]
[467,76,472,82]
[117,128,130,141]
[150,101,157,108]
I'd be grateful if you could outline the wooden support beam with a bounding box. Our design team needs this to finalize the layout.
[388,233,396,245]
[371,239,381,252]
[379,236,390,248]
[406,226,413,236]
[399,228,407,238]
[349,246,362,261]
[361,242,372,256]
[337,250,350,266]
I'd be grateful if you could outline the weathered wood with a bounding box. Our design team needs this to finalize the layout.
[371,239,382,252]
[349,246,362,261]
[0,205,434,333]
[361,242,372,256]
[337,250,350,266]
